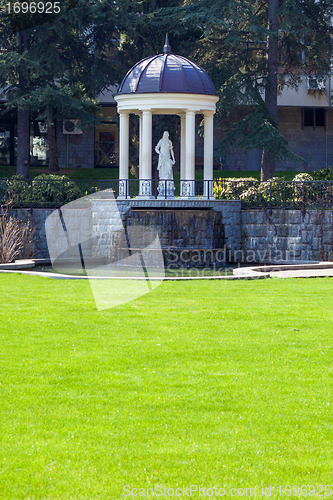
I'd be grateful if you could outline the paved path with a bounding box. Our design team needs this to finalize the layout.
[1,260,333,280]
[233,262,333,279]
[270,268,333,278]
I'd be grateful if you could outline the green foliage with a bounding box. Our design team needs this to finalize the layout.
[311,166,333,181]
[232,176,289,204]
[0,165,302,181]
[213,177,259,199]
[5,175,30,205]
[213,174,333,207]
[2,174,82,206]
[292,172,314,182]
[257,177,288,204]
[31,174,82,205]
[0,0,119,127]
[158,0,333,175]
[115,0,197,83]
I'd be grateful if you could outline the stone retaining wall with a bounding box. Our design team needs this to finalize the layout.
[8,208,53,259]
[241,209,333,263]
[91,200,241,261]
[6,207,93,260]
[7,201,241,260]
[8,204,333,264]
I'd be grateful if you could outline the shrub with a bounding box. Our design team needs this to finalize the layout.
[213,177,259,200]
[254,177,286,205]
[213,173,333,207]
[1,174,82,207]
[6,175,30,205]
[290,173,314,204]
[31,174,82,206]
[292,172,314,182]
[239,177,288,206]
[239,185,265,204]
[312,166,333,181]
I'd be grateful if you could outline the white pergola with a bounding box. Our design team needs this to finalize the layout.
[115,93,218,199]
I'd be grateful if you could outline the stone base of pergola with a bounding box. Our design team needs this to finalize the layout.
[114,93,219,201]
[117,178,214,201]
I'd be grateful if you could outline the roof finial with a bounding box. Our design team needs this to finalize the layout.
[163,33,171,55]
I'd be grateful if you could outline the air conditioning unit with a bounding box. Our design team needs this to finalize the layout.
[307,77,326,91]
[63,119,82,135]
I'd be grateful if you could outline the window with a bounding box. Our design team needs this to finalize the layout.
[303,108,314,127]
[315,108,326,127]
[0,120,16,165]
[30,121,49,166]
[95,106,118,167]
[302,108,326,129]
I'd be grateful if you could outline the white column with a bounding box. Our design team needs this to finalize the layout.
[180,113,186,181]
[118,111,129,199]
[139,112,143,173]
[203,112,214,199]
[138,110,154,199]
[180,110,196,198]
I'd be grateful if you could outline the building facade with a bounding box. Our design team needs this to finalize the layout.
[1,77,332,173]
[220,76,333,172]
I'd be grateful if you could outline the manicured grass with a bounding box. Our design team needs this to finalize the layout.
[0,165,299,181]
[0,166,122,180]
[211,170,297,181]
[0,274,333,499]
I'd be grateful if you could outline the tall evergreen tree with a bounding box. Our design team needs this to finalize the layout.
[0,0,119,176]
[159,0,333,180]
[115,0,196,81]
[16,30,30,179]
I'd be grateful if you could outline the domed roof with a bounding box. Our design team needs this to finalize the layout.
[117,35,216,96]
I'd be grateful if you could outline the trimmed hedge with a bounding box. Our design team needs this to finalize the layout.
[1,174,82,207]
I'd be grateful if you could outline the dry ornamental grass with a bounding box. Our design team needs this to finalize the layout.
[0,205,36,263]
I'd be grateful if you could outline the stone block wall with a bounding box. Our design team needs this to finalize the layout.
[213,200,241,255]
[91,199,242,260]
[9,208,53,258]
[7,207,93,260]
[241,209,333,263]
[44,207,93,261]
[10,204,333,266]
[9,201,241,260]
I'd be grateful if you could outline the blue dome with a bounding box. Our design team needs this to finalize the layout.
[117,53,217,96]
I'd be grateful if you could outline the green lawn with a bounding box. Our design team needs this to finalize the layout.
[0,165,299,181]
[0,165,122,180]
[0,275,333,499]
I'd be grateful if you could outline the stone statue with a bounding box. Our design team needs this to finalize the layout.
[155,131,175,180]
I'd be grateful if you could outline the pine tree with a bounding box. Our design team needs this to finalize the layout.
[16,30,30,179]
[159,0,333,180]
[115,0,195,82]
[0,0,119,176]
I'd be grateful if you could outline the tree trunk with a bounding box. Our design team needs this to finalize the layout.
[48,120,59,172]
[261,0,279,182]
[16,109,30,180]
[16,31,30,180]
